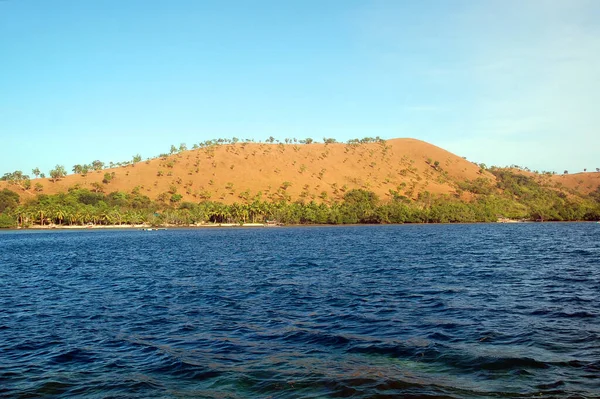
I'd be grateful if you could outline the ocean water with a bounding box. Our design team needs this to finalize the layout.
[0,223,599,398]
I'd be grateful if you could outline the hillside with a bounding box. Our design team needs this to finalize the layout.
[1,138,599,227]
[549,172,600,195]
[1,138,492,204]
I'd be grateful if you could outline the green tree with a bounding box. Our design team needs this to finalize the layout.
[0,189,19,213]
[49,165,67,182]
[0,214,16,228]
[90,182,104,193]
[92,160,104,171]
[342,189,380,223]
[102,172,114,184]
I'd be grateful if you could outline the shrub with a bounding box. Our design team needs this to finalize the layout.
[0,214,16,228]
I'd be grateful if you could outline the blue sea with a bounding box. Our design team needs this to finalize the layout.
[1,224,599,398]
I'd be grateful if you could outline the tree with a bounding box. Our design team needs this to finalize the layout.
[1,171,29,184]
[92,160,104,171]
[102,172,114,184]
[342,189,380,223]
[179,143,187,152]
[49,165,67,182]
[32,167,41,179]
[0,188,19,213]
[132,154,142,164]
[170,193,183,203]
[0,214,16,228]
[170,145,177,155]
[73,164,83,174]
[53,206,66,225]
[90,182,104,193]
[36,208,45,226]
[281,181,292,190]
[343,189,379,208]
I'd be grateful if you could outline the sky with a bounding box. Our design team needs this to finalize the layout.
[1,0,599,175]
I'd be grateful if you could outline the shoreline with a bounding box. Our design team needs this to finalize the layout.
[1,220,597,232]
[13,222,273,230]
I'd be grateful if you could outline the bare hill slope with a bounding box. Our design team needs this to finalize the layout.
[2,139,493,203]
[3,138,598,204]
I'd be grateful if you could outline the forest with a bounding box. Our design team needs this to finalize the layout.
[1,168,599,228]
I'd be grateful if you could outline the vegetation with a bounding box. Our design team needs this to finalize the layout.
[0,138,599,228]
[0,167,598,228]
[49,165,67,182]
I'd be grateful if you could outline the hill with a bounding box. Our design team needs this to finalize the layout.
[1,138,599,227]
[1,138,491,204]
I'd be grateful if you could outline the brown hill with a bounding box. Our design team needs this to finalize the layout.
[549,172,600,195]
[3,138,598,204]
[506,168,600,196]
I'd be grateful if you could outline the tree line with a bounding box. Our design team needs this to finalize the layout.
[1,169,599,228]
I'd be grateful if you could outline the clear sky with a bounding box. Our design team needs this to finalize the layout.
[1,0,599,176]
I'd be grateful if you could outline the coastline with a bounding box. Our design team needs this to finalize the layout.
[3,220,597,232]
[17,222,272,230]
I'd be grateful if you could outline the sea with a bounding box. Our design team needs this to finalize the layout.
[0,223,599,398]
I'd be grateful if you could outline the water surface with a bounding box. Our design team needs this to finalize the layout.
[1,224,599,398]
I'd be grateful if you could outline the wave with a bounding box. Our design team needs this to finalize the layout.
[50,348,96,364]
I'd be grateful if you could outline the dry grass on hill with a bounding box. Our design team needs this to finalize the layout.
[549,173,600,195]
[509,168,600,196]
[3,138,598,203]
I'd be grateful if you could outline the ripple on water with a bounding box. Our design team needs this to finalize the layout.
[0,224,599,398]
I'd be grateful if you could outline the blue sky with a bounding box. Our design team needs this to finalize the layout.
[1,0,598,175]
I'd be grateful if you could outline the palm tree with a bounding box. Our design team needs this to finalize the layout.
[36,207,45,226]
[109,208,122,225]
[99,210,112,225]
[51,206,66,225]
[14,205,26,227]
